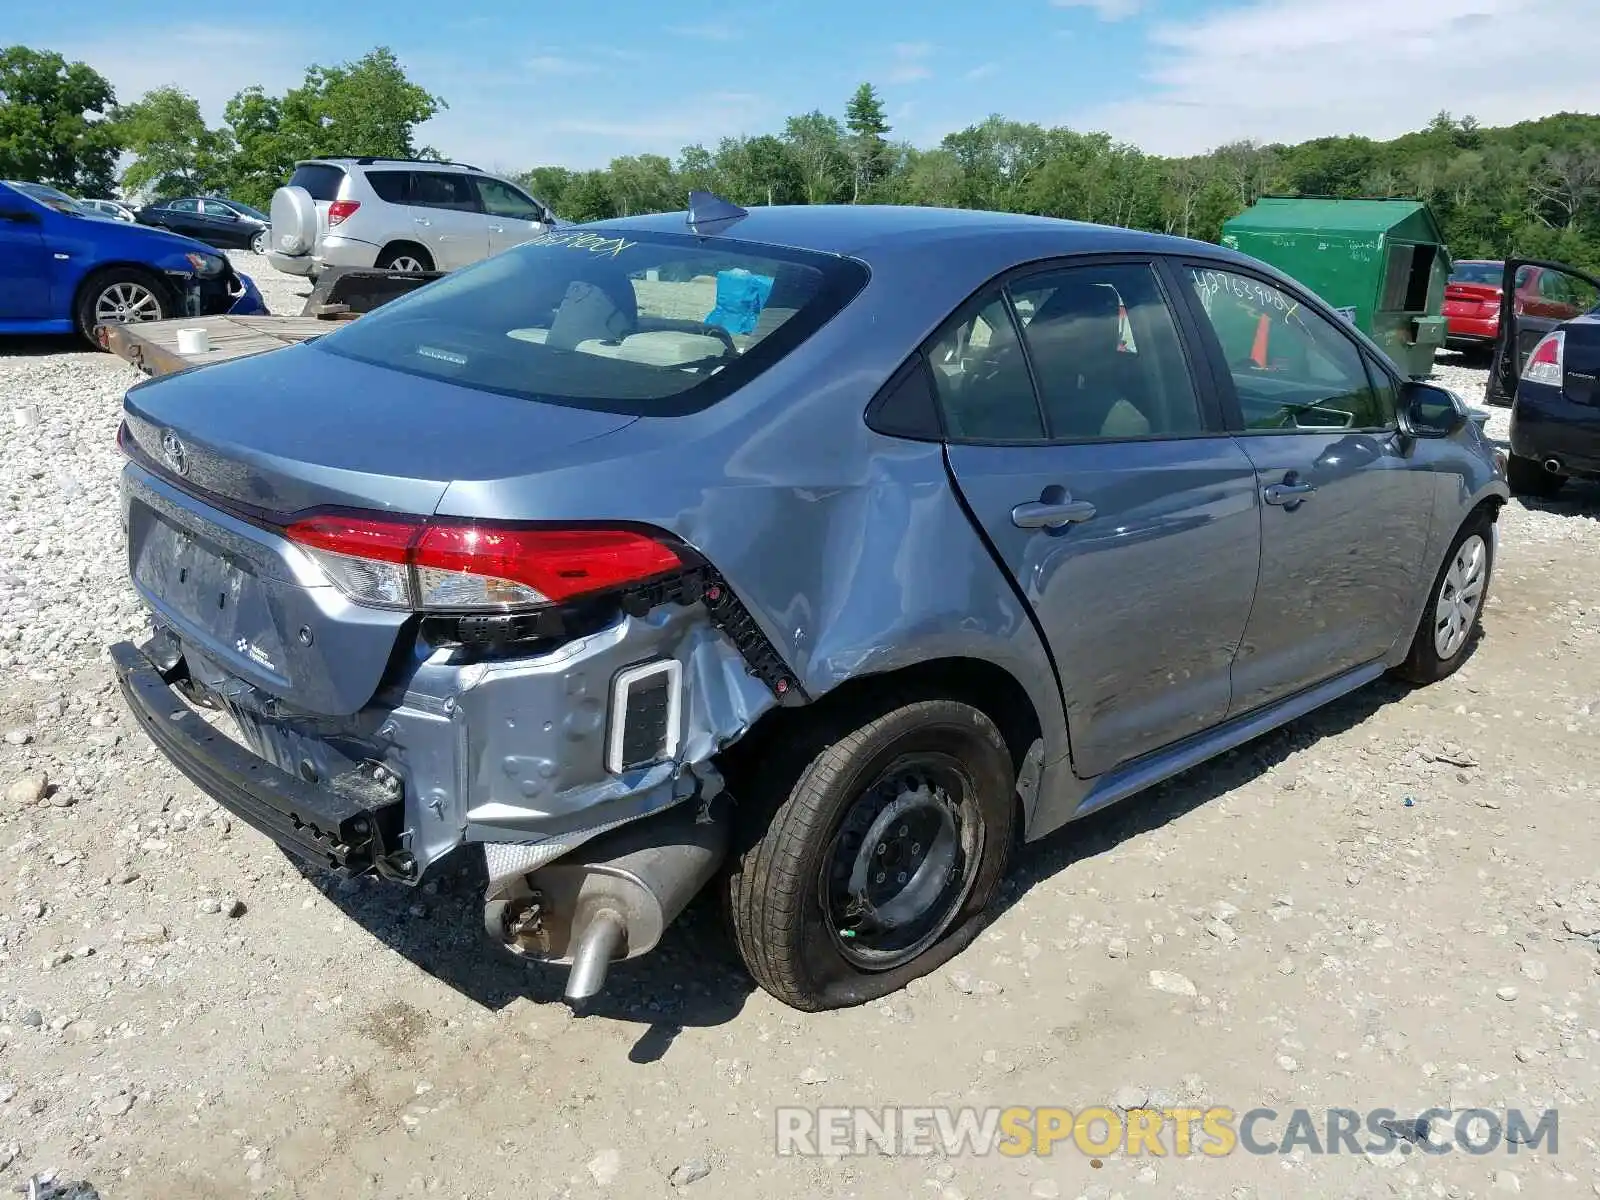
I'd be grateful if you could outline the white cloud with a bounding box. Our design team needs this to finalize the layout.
[1051,0,1143,20]
[1074,0,1600,155]
[887,42,935,84]
[523,55,597,76]
[54,24,305,116]
[965,62,1000,81]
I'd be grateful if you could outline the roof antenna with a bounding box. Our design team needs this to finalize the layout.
[686,190,748,235]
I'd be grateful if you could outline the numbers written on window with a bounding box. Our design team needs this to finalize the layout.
[1186,266,1395,433]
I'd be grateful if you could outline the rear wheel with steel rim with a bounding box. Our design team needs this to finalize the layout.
[726,698,1016,1011]
[1395,509,1496,684]
[74,267,169,346]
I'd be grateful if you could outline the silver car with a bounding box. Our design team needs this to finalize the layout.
[267,156,558,278]
[112,200,1509,1012]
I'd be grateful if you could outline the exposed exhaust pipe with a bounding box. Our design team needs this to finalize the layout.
[1544,457,1563,475]
[484,799,729,1003]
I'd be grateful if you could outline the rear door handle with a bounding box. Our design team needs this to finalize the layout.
[487,224,504,233]
[1263,481,1317,506]
[1011,499,1097,529]
[413,217,431,227]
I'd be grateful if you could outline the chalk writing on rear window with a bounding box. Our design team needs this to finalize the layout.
[524,231,638,258]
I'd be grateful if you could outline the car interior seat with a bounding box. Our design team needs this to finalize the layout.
[1026,281,1151,439]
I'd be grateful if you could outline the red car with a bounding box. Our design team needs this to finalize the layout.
[1444,260,1586,354]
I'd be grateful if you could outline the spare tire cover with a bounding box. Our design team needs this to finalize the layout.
[270,186,318,255]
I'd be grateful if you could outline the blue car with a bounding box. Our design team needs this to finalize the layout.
[110,199,1506,1010]
[0,180,266,344]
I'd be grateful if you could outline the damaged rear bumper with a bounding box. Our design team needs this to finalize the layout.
[110,639,405,877]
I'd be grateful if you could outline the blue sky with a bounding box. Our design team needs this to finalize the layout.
[11,0,1600,175]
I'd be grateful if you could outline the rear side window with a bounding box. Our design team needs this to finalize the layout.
[1012,263,1203,440]
[366,170,411,204]
[411,172,479,212]
[288,163,347,202]
[315,229,869,416]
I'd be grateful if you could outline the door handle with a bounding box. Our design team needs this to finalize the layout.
[1262,480,1317,506]
[413,217,431,226]
[487,224,504,233]
[1011,499,1097,529]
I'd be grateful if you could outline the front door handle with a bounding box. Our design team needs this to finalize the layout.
[1011,498,1097,529]
[487,224,504,233]
[1263,480,1317,506]
[413,217,431,227]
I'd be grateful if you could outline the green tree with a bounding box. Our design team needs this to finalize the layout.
[222,47,442,208]
[607,153,677,215]
[844,82,891,202]
[783,111,848,205]
[516,166,575,216]
[0,46,120,194]
[118,86,232,198]
[562,170,617,222]
[713,135,802,206]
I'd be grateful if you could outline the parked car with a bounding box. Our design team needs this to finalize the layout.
[1484,257,1600,497]
[267,156,558,279]
[82,198,137,222]
[1443,259,1591,357]
[110,201,1507,1012]
[135,196,270,252]
[0,180,265,343]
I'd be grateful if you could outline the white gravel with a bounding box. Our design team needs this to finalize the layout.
[3,276,1600,1199]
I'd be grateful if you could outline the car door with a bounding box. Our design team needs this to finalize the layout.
[1175,259,1434,715]
[161,199,202,237]
[406,171,488,270]
[474,176,551,256]
[0,199,52,319]
[937,258,1262,779]
[1489,259,1600,406]
[200,199,246,248]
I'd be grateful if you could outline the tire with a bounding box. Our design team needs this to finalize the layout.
[251,229,268,255]
[1393,510,1495,685]
[1506,453,1566,499]
[725,698,1016,1012]
[375,243,434,273]
[74,267,169,346]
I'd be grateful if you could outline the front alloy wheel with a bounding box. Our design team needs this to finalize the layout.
[95,280,162,325]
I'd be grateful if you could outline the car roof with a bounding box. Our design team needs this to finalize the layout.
[591,203,1232,265]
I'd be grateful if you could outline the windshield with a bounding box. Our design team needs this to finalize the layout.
[5,180,98,217]
[1450,262,1503,286]
[316,229,869,415]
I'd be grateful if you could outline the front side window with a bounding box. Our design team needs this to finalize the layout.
[1011,263,1202,441]
[926,294,1045,441]
[168,198,199,213]
[1187,265,1394,432]
[477,177,545,221]
[200,200,234,218]
[316,229,867,415]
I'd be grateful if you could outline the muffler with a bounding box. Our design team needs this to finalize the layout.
[484,800,729,1003]
[1544,457,1563,475]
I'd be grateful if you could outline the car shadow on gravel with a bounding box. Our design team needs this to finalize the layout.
[311,851,755,1059]
[307,672,1429,1053]
[2,334,98,356]
[998,675,1414,913]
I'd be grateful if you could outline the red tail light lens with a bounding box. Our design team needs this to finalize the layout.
[283,513,681,612]
[327,200,360,227]
[1524,331,1565,388]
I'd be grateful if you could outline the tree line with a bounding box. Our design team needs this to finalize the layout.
[5,42,1600,273]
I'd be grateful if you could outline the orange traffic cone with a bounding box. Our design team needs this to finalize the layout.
[1250,312,1271,368]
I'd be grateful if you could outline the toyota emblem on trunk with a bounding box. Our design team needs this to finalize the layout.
[160,430,188,476]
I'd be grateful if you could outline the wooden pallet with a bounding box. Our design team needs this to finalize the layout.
[100,313,350,377]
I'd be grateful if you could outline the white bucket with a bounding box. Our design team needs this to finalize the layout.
[176,327,211,355]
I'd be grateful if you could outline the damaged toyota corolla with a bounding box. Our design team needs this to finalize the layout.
[111,197,1508,1011]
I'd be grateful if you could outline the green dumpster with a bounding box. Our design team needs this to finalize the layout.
[1220,197,1453,378]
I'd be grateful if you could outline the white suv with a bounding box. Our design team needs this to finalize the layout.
[267,157,559,279]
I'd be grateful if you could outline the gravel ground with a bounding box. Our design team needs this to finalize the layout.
[4,263,1600,1199]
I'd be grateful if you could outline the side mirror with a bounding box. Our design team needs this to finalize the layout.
[1399,381,1468,439]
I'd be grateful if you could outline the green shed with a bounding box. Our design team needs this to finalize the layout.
[1220,197,1452,377]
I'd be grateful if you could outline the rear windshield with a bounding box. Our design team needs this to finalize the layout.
[1450,262,1502,285]
[288,163,347,202]
[314,229,869,415]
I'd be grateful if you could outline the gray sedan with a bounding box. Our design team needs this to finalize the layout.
[109,199,1508,1011]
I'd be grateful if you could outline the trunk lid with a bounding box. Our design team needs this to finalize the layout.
[1444,281,1501,316]
[121,345,637,716]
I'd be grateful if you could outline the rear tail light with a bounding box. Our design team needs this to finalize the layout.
[327,200,360,227]
[1523,330,1565,387]
[283,512,682,612]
